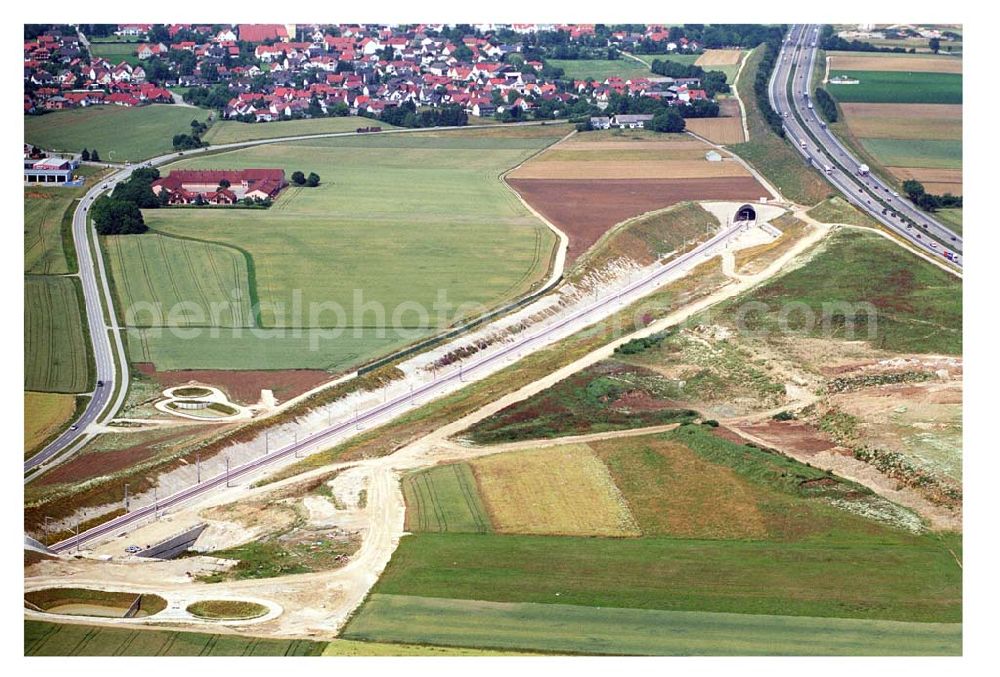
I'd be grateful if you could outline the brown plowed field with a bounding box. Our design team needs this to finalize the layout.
[696,49,743,66]
[685,117,745,145]
[136,363,334,404]
[840,103,961,140]
[827,53,963,74]
[508,177,768,263]
[887,167,963,195]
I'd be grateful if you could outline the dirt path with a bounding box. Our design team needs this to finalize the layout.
[729,49,752,143]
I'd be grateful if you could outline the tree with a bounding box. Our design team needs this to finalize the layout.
[902,179,925,202]
[306,172,320,187]
[219,179,230,189]
[91,149,100,162]
[651,108,686,133]
[929,37,941,54]
[291,171,306,185]
[91,196,147,235]
[81,148,90,161]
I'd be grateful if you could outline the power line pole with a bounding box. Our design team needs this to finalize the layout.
[196,453,201,484]
[124,483,129,513]
[225,456,231,488]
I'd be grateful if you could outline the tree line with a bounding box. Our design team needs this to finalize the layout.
[648,59,730,98]
[902,180,962,212]
[813,87,838,123]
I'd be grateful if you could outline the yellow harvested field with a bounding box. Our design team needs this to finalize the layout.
[696,49,743,66]
[509,159,750,180]
[840,103,961,140]
[827,53,963,74]
[24,391,75,454]
[565,139,709,151]
[888,167,963,195]
[685,116,746,144]
[471,444,640,537]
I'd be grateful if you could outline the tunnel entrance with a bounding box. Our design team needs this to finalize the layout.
[735,204,757,222]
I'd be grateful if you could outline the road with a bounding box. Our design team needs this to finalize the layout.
[50,213,755,553]
[24,120,570,477]
[771,24,962,267]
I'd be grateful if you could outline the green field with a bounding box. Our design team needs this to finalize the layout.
[828,71,962,104]
[345,594,961,656]
[24,190,76,275]
[730,46,830,205]
[87,41,142,66]
[24,276,91,392]
[369,528,960,623]
[119,127,563,371]
[202,116,397,145]
[377,426,961,625]
[24,621,326,656]
[402,463,491,533]
[25,105,210,162]
[728,228,962,354]
[547,58,656,81]
[857,138,962,169]
[106,232,254,328]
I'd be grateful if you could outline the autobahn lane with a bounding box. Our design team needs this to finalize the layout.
[791,25,962,253]
[24,120,570,477]
[771,24,962,269]
[51,216,752,553]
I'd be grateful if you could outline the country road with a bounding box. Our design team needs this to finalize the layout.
[771,24,962,268]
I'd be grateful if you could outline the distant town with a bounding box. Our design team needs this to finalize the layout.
[22,23,773,127]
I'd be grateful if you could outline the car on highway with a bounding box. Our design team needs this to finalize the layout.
[70,424,78,431]
[125,545,142,554]
[97,380,104,387]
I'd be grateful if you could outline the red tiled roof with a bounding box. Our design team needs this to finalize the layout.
[238,24,289,43]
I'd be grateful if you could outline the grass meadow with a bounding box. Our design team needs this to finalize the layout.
[202,116,396,145]
[345,594,960,656]
[729,228,962,355]
[547,58,657,81]
[25,105,209,162]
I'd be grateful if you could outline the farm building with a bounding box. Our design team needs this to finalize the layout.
[610,114,654,129]
[151,168,287,204]
[24,153,80,184]
[590,116,612,129]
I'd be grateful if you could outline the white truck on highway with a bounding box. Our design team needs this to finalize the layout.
[824,165,833,174]
[857,164,870,176]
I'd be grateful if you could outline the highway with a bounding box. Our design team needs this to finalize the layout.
[771,24,962,267]
[50,214,755,553]
[24,120,569,477]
